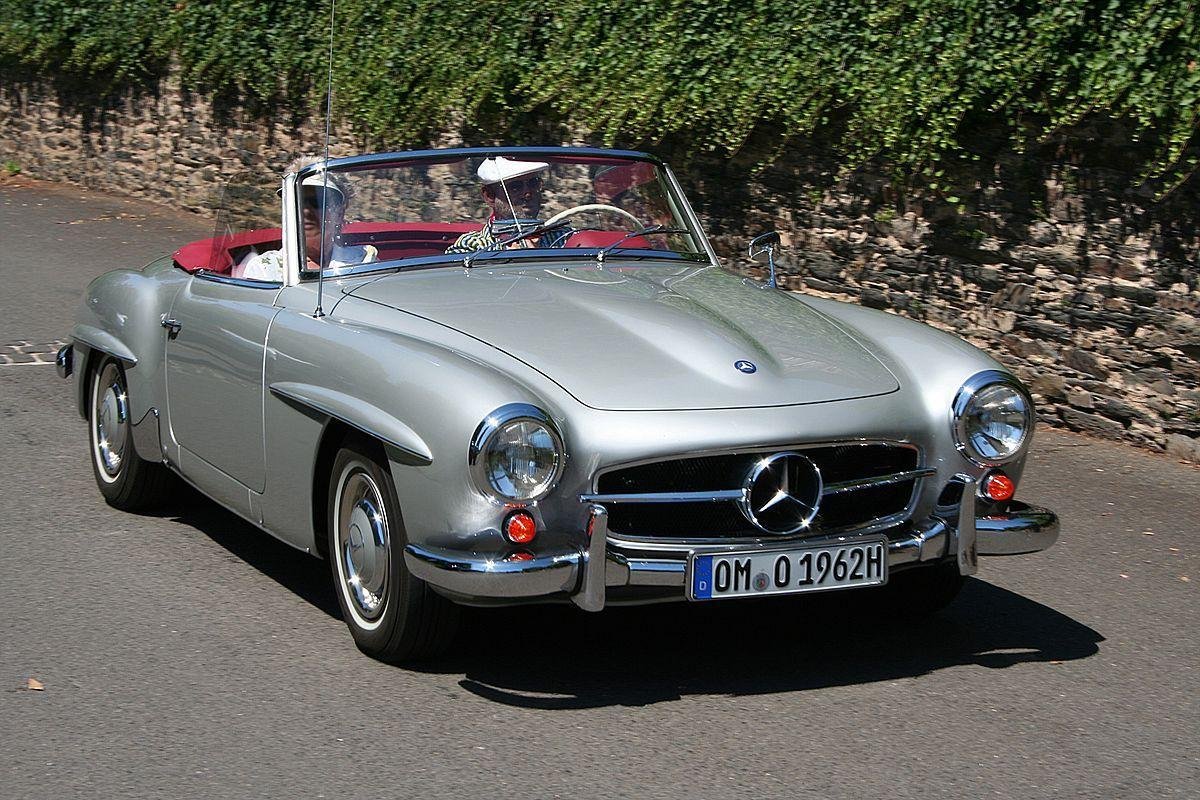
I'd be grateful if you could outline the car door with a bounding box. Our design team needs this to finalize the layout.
[165,272,282,493]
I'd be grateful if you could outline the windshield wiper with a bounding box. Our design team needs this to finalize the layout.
[596,225,690,264]
[462,219,573,268]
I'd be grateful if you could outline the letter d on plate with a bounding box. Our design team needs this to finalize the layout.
[692,555,713,600]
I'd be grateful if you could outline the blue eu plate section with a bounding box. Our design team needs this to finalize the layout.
[692,555,714,600]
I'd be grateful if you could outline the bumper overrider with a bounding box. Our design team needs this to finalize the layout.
[404,482,1059,611]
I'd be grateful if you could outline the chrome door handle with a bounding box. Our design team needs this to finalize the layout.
[160,315,182,338]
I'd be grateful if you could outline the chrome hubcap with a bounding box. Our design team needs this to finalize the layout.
[93,364,129,480]
[336,470,389,624]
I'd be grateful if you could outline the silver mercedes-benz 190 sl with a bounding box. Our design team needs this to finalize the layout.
[58,147,1059,662]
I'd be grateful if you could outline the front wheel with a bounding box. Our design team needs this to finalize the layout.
[327,437,459,662]
[89,358,172,510]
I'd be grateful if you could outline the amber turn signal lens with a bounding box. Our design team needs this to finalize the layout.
[982,472,1015,502]
[503,511,537,544]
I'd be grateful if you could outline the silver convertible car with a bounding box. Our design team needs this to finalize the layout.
[58,147,1059,662]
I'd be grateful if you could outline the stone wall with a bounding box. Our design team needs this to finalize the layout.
[695,127,1200,463]
[2,77,1197,462]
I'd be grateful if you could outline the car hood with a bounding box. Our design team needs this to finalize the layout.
[344,263,899,410]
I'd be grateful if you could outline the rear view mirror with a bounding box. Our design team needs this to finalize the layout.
[748,231,782,288]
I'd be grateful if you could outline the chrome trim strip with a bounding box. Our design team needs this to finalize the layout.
[602,510,914,550]
[310,146,667,174]
[195,270,283,290]
[580,467,929,506]
[955,479,978,575]
[403,544,580,597]
[822,468,937,496]
[662,164,720,266]
[628,559,686,573]
[977,502,1059,555]
[578,489,746,504]
[573,506,609,612]
[590,439,921,490]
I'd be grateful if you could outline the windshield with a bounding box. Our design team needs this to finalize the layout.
[293,152,709,278]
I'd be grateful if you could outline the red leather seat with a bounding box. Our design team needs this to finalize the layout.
[172,229,283,274]
[565,230,651,249]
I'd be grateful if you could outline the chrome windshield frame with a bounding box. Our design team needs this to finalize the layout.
[291,147,719,284]
[310,249,710,282]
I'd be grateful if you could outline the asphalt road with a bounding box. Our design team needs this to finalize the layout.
[1,179,1197,799]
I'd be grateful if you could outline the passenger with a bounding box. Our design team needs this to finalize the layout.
[241,156,377,282]
[446,156,570,254]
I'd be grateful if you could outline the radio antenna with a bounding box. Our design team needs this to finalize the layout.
[314,0,337,319]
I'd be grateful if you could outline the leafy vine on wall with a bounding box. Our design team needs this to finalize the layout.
[1,1,1196,192]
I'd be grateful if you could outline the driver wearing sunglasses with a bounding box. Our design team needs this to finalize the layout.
[241,156,378,282]
[446,157,570,254]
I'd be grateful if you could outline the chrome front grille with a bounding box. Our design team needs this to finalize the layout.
[583,442,928,541]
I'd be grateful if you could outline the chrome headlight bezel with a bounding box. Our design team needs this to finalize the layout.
[951,371,1035,466]
[468,403,565,504]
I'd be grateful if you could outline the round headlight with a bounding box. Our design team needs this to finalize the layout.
[469,404,564,502]
[952,372,1034,465]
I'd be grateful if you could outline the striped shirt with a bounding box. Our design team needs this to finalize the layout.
[446,219,570,254]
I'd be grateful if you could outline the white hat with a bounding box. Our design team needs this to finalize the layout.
[477,156,549,185]
[298,172,346,202]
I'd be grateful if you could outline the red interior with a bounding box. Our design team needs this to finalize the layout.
[339,221,480,260]
[172,222,482,275]
[172,229,283,274]
[564,230,652,249]
[171,222,656,275]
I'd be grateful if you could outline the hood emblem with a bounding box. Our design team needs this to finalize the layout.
[734,360,757,374]
[737,452,823,534]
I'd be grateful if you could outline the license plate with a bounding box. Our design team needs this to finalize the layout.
[688,539,888,601]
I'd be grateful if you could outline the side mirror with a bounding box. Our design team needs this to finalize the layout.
[748,231,782,288]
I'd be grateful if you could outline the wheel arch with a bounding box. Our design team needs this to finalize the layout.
[309,420,391,561]
[70,265,186,427]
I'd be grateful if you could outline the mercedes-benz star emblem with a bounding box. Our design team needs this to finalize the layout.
[737,452,823,534]
[734,360,757,374]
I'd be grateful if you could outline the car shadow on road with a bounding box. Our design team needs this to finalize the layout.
[157,491,1103,708]
[164,487,342,620]
[426,581,1104,709]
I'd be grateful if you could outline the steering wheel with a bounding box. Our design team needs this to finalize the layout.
[542,203,642,230]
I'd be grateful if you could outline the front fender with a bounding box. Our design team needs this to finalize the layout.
[794,294,1030,486]
[258,300,571,554]
[69,260,186,455]
[268,381,433,465]
[71,324,139,366]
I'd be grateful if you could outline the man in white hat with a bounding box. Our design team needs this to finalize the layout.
[241,156,378,282]
[446,156,569,254]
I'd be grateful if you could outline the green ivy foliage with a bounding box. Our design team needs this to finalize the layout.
[1,0,1195,190]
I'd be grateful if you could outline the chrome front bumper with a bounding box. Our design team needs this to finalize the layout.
[404,497,1059,611]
